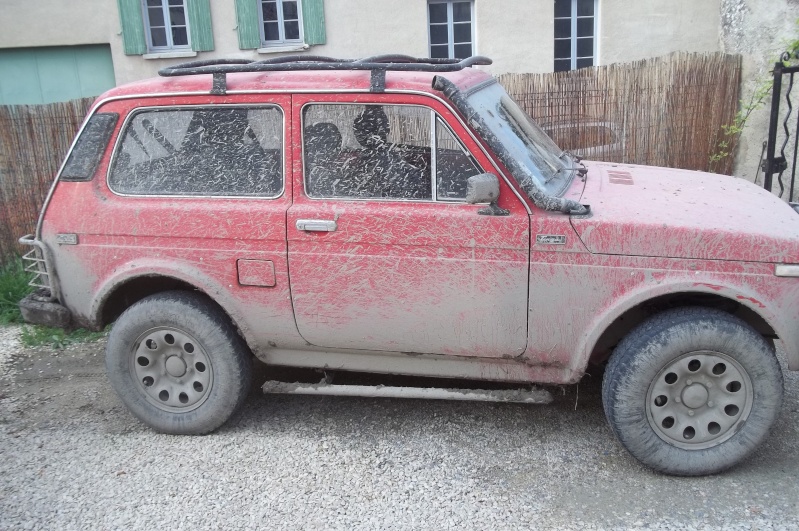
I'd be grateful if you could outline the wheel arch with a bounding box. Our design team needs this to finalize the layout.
[582,284,781,369]
[90,262,255,351]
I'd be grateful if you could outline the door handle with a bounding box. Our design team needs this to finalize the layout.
[295,219,337,232]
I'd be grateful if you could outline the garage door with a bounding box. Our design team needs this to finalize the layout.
[0,44,115,105]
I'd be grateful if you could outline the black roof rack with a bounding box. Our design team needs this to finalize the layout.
[158,54,492,95]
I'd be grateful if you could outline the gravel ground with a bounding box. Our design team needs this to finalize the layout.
[1,324,798,530]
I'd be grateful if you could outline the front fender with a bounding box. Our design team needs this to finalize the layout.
[575,276,799,372]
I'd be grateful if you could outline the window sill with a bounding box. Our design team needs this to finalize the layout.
[257,44,310,54]
[142,51,198,60]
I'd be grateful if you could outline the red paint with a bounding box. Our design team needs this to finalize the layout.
[736,295,766,309]
[237,259,276,287]
[286,93,529,357]
[572,162,799,263]
[30,67,799,384]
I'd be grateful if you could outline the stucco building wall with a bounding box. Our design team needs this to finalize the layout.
[0,0,111,48]
[599,0,722,65]
[0,0,732,84]
[1,0,795,181]
[720,0,799,185]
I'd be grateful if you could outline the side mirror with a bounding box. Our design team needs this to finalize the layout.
[465,173,509,216]
[465,173,500,204]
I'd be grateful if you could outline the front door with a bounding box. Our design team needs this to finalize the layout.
[286,94,530,358]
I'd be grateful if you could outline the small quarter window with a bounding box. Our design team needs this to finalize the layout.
[61,113,119,182]
[109,106,283,197]
[435,118,481,200]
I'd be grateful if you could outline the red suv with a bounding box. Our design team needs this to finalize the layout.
[19,55,799,476]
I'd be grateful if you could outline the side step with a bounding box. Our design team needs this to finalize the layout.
[263,380,553,404]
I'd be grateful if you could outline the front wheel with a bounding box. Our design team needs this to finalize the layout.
[602,307,783,476]
[106,291,252,434]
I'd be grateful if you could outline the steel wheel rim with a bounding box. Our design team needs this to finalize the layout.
[646,350,753,450]
[130,326,214,413]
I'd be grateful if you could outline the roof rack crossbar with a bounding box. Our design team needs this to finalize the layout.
[158,55,492,94]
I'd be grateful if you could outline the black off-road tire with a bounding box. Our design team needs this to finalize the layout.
[106,291,252,434]
[602,307,783,476]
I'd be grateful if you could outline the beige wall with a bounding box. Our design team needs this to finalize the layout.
[0,0,111,48]
[599,0,722,65]
[476,0,553,74]
[0,0,732,84]
[109,0,432,85]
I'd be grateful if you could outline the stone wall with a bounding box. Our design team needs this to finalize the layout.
[720,0,799,187]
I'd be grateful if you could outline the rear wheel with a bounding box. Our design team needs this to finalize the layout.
[602,307,783,475]
[106,291,252,434]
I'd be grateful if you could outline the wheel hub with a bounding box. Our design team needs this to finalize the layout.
[130,327,213,412]
[646,350,753,450]
[681,383,709,409]
[165,355,187,377]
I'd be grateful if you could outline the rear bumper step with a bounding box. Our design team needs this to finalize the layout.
[263,380,553,404]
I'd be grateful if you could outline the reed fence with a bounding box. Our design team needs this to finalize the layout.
[497,52,741,175]
[0,53,741,264]
[0,98,93,264]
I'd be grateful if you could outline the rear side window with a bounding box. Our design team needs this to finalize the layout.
[109,106,283,197]
[61,113,119,182]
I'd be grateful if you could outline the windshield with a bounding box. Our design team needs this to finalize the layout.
[466,82,573,196]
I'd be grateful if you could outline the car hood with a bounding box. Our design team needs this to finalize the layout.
[570,162,799,263]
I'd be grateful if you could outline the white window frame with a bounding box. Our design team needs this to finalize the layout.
[259,0,304,47]
[554,0,597,71]
[427,0,475,60]
[142,0,191,52]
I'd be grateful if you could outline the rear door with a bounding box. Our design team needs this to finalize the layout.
[42,95,300,346]
[286,93,530,358]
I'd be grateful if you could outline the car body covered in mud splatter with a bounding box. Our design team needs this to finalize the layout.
[19,56,799,476]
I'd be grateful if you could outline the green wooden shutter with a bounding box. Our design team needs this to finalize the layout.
[235,0,262,49]
[302,0,326,45]
[117,0,147,55]
[187,0,215,52]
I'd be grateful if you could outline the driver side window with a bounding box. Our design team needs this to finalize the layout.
[302,103,482,201]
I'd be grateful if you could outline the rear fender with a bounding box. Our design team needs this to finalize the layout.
[90,259,257,351]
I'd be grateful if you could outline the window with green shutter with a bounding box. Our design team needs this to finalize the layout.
[118,0,147,55]
[301,0,326,46]
[235,0,325,50]
[118,0,214,55]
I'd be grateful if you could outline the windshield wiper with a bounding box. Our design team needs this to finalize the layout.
[561,150,583,163]
[546,163,587,183]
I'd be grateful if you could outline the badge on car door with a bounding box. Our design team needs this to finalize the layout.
[536,234,566,245]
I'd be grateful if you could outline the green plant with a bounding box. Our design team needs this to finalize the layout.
[20,325,109,349]
[0,257,34,324]
[710,20,799,169]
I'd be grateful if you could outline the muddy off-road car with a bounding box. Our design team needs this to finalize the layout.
[18,55,799,476]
